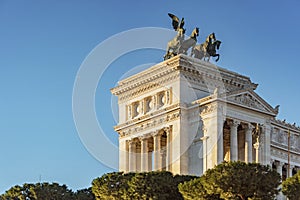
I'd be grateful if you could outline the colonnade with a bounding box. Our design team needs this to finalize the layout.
[125,127,172,172]
[224,119,260,163]
[273,160,300,180]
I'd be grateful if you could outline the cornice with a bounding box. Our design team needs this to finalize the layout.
[271,119,300,132]
[111,54,257,99]
[193,88,278,117]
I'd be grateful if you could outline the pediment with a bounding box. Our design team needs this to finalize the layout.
[225,89,278,115]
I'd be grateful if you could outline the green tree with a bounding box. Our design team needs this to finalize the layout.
[1,182,75,200]
[74,188,95,200]
[179,177,221,200]
[92,171,195,200]
[1,184,36,200]
[32,182,74,200]
[179,162,281,200]
[128,171,189,200]
[282,170,300,200]
[92,172,135,199]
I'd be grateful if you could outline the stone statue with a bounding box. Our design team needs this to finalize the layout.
[164,13,222,62]
[178,27,199,55]
[168,13,185,32]
[164,13,186,60]
[191,33,221,62]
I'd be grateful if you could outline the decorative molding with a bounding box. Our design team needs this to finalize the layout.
[271,119,300,132]
[116,109,180,138]
[271,147,300,164]
[111,55,258,103]
[228,93,267,111]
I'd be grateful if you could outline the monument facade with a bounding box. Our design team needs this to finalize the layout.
[111,54,300,183]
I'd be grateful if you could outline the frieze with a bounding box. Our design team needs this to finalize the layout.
[117,110,180,138]
[270,124,300,151]
[271,148,300,164]
[115,103,181,131]
[200,102,224,116]
[200,104,218,115]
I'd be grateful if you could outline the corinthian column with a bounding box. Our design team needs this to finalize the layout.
[230,120,240,161]
[152,131,161,171]
[245,123,254,163]
[128,140,136,172]
[140,136,149,172]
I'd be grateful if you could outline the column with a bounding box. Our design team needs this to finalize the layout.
[160,149,166,170]
[275,161,284,177]
[165,127,172,171]
[217,118,225,164]
[201,135,209,173]
[119,139,129,172]
[289,165,294,178]
[140,137,149,172]
[245,123,254,163]
[261,123,271,165]
[230,120,240,161]
[128,140,136,172]
[275,161,284,200]
[153,131,161,171]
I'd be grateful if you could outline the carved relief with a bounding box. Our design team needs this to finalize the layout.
[157,92,165,108]
[126,88,173,121]
[127,105,132,120]
[271,128,279,142]
[271,148,300,164]
[200,103,223,116]
[132,102,139,118]
[200,104,217,115]
[227,93,268,112]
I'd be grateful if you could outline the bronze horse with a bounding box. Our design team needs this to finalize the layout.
[191,33,221,62]
[178,27,199,55]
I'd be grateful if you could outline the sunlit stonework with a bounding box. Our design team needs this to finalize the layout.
[111,54,300,200]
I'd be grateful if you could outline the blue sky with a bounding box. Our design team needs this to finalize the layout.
[1,0,300,193]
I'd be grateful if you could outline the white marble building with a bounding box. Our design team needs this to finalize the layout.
[111,54,300,183]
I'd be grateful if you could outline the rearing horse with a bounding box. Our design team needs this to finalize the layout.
[178,27,199,55]
[164,28,185,60]
[191,33,221,62]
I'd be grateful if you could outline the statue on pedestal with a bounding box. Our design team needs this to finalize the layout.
[164,13,221,62]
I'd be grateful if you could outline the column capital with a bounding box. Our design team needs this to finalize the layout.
[163,126,171,134]
[128,139,136,145]
[151,130,161,137]
[229,119,240,128]
[274,161,284,168]
[246,123,255,131]
[138,136,148,142]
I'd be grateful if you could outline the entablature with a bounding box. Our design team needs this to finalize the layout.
[114,102,182,137]
[111,55,259,102]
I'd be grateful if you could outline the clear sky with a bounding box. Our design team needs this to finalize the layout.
[1,0,300,194]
